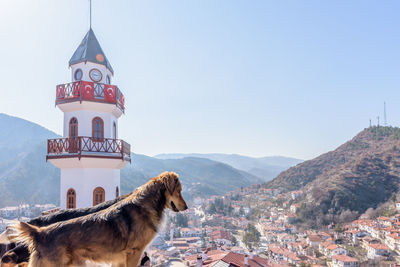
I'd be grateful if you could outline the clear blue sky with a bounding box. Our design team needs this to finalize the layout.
[1,0,399,160]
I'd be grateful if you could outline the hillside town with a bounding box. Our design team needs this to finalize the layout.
[3,184,400,266]
[137,185,400,267]
[1,1,400,267]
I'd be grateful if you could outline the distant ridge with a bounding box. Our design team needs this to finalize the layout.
[265,126,400,227]
[155,153,303,181]
[0,113,264,207]
[121,154,263,198]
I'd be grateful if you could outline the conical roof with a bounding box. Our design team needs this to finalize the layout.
[69,28,114,74]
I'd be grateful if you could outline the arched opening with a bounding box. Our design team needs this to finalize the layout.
[92,117,104,141]
[93,187,105,206]
[69,117,78,137]
[113,122,117,140]
[74,69,83,81]
[67,188,76,209]
[116,186,119,198]
[69,117,78,153]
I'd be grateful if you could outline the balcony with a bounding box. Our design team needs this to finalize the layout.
[55,81,125,113]
[46,136,131,163]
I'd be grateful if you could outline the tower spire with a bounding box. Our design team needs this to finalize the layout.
[89,0,92,29]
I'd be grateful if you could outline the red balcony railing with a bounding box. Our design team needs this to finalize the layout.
[46,137,131,162]
[55,81,125,112]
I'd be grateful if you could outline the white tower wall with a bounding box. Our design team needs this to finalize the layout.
[60,168,120,209]
[63,111,118,139]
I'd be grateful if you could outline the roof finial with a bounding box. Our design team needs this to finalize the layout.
[89,0,92,29]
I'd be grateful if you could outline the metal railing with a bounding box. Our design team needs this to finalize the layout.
[47,136,131,161]
[55,81,125,112]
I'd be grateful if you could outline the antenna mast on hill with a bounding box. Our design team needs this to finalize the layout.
[369,119,372,127]
[384,102,387,126]
[377,116,380,127]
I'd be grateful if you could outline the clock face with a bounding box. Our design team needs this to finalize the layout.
[74,69,83,81]
[89,68,103,82]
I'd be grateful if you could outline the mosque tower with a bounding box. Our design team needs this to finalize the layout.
[46,27,131,209]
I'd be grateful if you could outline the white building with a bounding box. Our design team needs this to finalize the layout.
[47,28,131,209]
[367,243,390,260]
[331,255,359,267]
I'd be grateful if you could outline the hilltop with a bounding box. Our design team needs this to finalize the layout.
[265,126,400,227]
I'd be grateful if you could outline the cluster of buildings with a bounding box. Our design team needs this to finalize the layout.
[136,184,400,267]
[0,204,59,219]
[3,181,400,266]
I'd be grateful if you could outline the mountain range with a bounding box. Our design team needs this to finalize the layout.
[0,113,300,208]
[266,126,400,227]
[155,153,302,181]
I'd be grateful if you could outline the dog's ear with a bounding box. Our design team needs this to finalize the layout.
[160,172,179,195]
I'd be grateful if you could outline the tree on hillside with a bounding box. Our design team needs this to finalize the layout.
[243,223,260,248]
[174,213,188,227]
[207,198,233,216]
[208,202,217,214]
[231,235,238,246]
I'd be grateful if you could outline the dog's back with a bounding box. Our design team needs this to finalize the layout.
[9,199,136,266]
[1,193,131,266]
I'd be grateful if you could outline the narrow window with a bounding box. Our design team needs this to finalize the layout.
[113,122,117,139]
[116,186,119,198]
[67,188,76,209]
[93,187,105,206]
[69,117,78,137]
[68,117,79,153]
[92,117,104,141]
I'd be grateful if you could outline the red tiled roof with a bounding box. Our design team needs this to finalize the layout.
[185,250,228,266]
[332,255,358,263]
[210,230,232,241]
[326,244,339,251]
[221,252,270,267]
[369,243,390,250]
[388,233,400,240]
[377,216,392,221]
[308,235,322,242]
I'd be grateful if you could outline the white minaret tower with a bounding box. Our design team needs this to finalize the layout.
[46,27,131,209]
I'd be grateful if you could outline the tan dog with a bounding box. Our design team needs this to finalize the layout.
[7,172,187,267]
[1,193,132,267]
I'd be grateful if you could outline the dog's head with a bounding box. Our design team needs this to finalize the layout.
[160,172,188,212]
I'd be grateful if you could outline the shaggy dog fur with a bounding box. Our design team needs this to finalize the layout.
[6,171,187,267]
[1,193,131,267]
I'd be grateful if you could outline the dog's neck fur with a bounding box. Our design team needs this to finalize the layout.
[129,180,168,231]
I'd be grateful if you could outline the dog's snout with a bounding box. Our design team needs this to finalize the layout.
[184,204,188,210]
